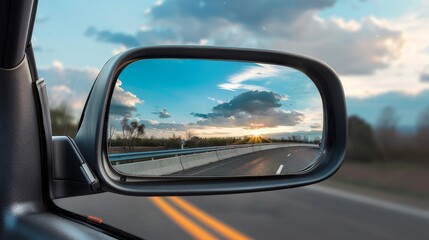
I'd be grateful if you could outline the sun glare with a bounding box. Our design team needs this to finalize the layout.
[252,130,261,137]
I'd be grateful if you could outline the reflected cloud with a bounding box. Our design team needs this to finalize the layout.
[192,90,304,129]
[109,60,323,141]
[218,64,287,91]
[151,108,171,119]
[110,80,143,116]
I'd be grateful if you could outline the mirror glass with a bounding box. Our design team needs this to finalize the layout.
[107,59,324,177]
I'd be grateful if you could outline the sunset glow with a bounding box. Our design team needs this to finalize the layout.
[108,59,324,142]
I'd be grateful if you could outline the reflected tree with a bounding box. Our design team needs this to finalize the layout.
[120,115,145,151]
[107,119,117,148]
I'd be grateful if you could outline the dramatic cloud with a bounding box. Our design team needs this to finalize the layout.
[151,108,171,118]
[270,16,403,75]
[38,61,99,119]
[148,0,336,28]
[85,27,140,48]
[86,0,403,75]
[340,12,429,97]
[192,90,304,129]
[110,80,143,116]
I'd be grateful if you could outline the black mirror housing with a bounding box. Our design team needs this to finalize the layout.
[74,46,347,196]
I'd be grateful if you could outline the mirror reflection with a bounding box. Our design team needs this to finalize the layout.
[107,59,323,177]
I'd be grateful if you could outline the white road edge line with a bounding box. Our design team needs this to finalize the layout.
[305,185,429,220]
[276,165,284,175]
[287,153,291,157]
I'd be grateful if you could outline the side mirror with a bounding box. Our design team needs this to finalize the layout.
[73,46,346,196]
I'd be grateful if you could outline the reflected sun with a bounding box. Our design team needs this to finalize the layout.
[252,130,261,137]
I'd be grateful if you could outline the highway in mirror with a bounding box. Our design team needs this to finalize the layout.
[107,59,324,177]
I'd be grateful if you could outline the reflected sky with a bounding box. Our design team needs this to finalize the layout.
[110,59,323,140]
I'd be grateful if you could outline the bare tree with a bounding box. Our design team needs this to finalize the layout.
[303,135,309,143]
[108,125,116,148]
[416,107,429,152]
[376,106,400,158]
[107,118,117,148]
[185,130,194,140]
[128,121,145,151]
[313,137,321,145]
[119,116,145,151]
[120,115,130,139]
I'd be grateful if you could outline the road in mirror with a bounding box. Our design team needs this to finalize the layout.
[107,59,324,177]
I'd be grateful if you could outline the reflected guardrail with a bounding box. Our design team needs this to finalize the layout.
[109,143,317,163]
[109,143,264,163]
[110,143,320,176]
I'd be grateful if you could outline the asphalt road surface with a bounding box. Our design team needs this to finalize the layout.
[55,184,429,239]
[174,147,321,176]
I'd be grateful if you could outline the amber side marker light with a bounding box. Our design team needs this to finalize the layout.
[87,215,103,224]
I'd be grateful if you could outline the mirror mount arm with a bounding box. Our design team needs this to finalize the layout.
[51,136,102,199]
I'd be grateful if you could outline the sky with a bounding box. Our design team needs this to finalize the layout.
[109,59,323,139]
[33,0,429,132]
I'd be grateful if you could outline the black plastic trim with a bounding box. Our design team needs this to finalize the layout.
[50,136,101,198]
[75,46,347,196]
[0,0,33,68]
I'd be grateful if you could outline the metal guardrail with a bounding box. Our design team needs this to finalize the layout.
[109,144,260,162]
[109,143,316,162]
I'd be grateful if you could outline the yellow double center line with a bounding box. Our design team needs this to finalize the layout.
[150,197,251,240]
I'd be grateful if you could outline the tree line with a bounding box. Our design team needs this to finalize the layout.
[49,103,429,164]
[347,106,429,163]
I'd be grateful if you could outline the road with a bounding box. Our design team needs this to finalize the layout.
[55,183,429,239]
[174,147,320,176]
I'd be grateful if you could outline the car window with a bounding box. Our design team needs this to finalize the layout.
[34,1,429,239]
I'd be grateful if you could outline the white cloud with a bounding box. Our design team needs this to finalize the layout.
[110,80,143,116]
[112,45,128,55]
[207,97,224,104]
[228,64,283,84]
[39,61,99,119]
[87,1,403,76]
[51,85,72,94]
[218,83,269,92]
[341,13,429,97]
[268,15,404,75]
[219,64,288,91]
[52,60,64,70]
[84,1,429,100]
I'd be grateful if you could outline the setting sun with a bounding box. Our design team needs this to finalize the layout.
[252,130,261,137]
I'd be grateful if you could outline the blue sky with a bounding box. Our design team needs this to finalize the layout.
[110,59,322,138]
[33,0,429,131]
